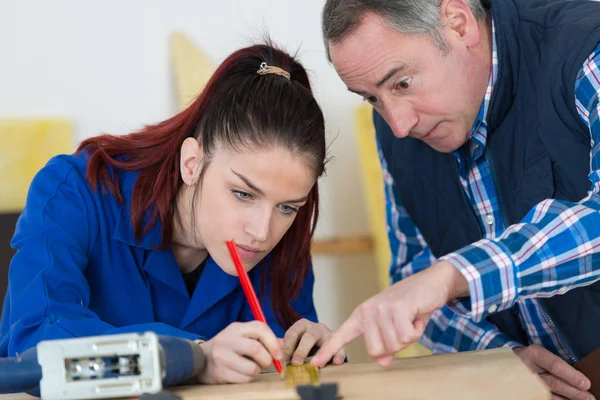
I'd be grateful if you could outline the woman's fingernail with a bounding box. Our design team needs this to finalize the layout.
[292,356,303,365]
[334,356,344,364]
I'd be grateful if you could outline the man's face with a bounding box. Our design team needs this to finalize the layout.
[329,12,489,153]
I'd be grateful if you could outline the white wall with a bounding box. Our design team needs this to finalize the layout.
[0,1,381,360]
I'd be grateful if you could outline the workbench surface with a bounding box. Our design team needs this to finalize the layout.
[1,348,550,400]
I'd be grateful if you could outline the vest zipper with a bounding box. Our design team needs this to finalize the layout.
[539,299,579,363]
[485,150,578,363]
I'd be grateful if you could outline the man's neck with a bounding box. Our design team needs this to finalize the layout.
[479,17,494,90]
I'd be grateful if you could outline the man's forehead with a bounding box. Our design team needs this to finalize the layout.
[329,19,420,69]
[330,36,414,89]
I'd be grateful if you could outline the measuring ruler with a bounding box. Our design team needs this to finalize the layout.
[280,362,340,399]
[284,362,320,386]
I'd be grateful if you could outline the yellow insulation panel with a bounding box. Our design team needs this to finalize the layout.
[169,32,215,111]
[0,119,74,212]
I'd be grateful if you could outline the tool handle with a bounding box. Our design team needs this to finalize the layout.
[0,347,41,394]
[159,336,206,387]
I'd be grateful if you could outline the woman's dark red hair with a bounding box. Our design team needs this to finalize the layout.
[77,40,326,329]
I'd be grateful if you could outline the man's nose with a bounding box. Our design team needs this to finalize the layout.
[385,102,417,139]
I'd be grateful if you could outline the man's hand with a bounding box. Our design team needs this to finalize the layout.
[311,260,468,368]
[282,319,345,366]
[514,345,594,400]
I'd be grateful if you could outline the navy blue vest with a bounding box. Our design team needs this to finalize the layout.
[376,0,600,360]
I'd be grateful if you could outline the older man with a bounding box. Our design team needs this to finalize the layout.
[313,1,600,399]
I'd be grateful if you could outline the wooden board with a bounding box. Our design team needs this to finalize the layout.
[0,348,549,400]
[310,236,373,254]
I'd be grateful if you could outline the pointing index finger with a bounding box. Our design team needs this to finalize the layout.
[310,314,362,367]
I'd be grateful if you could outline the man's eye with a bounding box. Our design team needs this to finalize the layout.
[363,96,378,104]
[396,77,412,90]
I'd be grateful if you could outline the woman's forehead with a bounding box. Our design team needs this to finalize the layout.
[212,146,316,196]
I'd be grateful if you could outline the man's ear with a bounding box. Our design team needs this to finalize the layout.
[180,137,203,186]
[441,0,481,47]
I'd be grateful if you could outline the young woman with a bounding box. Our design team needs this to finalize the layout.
[0,41,346,384]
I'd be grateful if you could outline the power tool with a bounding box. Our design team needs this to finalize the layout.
[0,332,205,400]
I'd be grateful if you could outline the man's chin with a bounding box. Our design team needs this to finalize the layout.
[422,131,467,153]
[425,139,462,153]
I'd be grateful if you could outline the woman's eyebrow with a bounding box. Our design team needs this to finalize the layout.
[231,169,308,204]
[285,196,308,204]
[231,169,264,196]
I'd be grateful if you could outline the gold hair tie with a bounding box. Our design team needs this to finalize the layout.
[257,61,291,80]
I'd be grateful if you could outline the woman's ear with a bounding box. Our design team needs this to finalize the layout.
[180,137,203,186]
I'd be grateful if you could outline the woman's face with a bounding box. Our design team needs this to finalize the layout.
[178,139,317,275]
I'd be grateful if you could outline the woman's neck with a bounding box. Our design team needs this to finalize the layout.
[172,187,207,273]
[172,243,208,273]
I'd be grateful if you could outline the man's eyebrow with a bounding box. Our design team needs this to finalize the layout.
[346,65,408,96]
[348,87,369,97]
[376,65,407,88]
[231,169,264,196]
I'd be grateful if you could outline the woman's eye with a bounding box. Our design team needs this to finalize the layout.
[233,190,252,201]
[279,204,298,215]
[396,77,412,90]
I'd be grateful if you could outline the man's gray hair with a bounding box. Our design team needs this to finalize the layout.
[322,0,490,55]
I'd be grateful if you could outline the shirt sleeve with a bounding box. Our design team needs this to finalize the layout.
[440,44,600,322]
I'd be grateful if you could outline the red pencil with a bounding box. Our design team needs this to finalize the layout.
[225,240,284,375]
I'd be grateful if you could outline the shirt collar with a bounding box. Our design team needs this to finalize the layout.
[112,168,164,250]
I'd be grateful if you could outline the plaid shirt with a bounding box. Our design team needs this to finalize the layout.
[377,23,600,362]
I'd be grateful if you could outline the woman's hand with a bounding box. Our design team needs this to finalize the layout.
[282,318,346,366]
[197,321,282,384]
